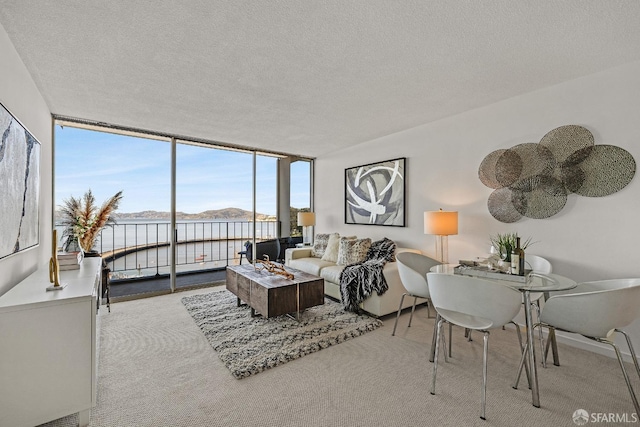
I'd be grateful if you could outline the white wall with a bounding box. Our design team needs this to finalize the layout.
[315,60,640,359]
[0,24,52,296]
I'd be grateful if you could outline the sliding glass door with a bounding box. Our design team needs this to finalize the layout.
[55,122,292,299]
[54,125,173,297]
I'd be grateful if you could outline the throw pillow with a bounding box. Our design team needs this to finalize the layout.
[337,237,372,265]
[312,233,332,257]
[335,236,356,265]
[367,238,397,262]
[321,233,341,263]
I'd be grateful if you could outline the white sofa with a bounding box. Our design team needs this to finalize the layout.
[285,246,420,317]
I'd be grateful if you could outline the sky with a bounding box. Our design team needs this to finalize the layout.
[54,126,311,215]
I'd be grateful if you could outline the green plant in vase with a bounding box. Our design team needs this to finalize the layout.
[489,232,533,263]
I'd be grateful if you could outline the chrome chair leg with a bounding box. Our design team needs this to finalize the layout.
[431,318,444,395]
[600,338,640,415]
[616,329,640,381]
[542,326,561,366]
[541,291,561,367]
[430,313,452,363]
[481,331,489,420]
[441,323,449,363]
[408,296,418,328]
[513,321,537,391]
[514,341,528,389]
[513,341,534,391]
[534,302,547,368]
[511,321,531,389]
[391,293,407,336]
[429,314,439,362]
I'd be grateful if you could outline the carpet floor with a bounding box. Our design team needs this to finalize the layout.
[40,285,638,427]
[181,290,382,379]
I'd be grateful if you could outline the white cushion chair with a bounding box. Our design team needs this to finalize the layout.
[427,272,524,420]
[525,254,552,274]
[392,252,440,335]
[531,278,640,415]
[392,252,446,361]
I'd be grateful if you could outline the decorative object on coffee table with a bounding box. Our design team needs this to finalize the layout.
[255,255,294,280]
[181,290,382,379]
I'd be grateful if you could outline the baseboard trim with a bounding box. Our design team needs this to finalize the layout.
[506,322,634,363]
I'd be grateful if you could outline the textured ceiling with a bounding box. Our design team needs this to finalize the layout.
[2,1,640,157]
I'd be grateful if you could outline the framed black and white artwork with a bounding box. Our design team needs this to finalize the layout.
[345,157,405,226]
[0,101,41,260]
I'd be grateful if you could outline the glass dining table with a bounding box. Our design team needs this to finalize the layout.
[429,264,577,408]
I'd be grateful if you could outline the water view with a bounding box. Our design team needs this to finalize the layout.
[55,218,279,280]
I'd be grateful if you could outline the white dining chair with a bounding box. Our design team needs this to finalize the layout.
[518,278,640,415]
[393,252,453,361]
[392,252,440,335]
[427,272,524,420]
[525,254,552,274]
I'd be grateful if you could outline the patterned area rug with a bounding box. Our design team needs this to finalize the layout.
[181,290,382,379]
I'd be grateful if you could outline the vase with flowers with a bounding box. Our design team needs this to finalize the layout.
[59,189,123,255]
[489,232,533,271]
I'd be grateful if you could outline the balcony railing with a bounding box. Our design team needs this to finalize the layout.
[56,220,279,281]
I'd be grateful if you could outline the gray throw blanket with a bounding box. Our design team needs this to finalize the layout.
[339,238,396,312]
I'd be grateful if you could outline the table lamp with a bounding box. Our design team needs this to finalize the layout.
[424,209,458,264]
[297,212,316,245]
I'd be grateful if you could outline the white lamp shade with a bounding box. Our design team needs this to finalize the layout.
[297,212,316,227]
[424,210,458,236]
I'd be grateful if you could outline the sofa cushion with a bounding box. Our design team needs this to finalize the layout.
[337,237,372,265]
[320,233,341,263]
[312,233,337,258]
[320,264,346,285]
[289,257,335,277]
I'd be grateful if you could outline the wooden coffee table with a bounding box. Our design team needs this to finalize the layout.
[226,264,324,320]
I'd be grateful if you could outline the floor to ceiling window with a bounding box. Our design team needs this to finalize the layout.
[54,121,310,299]
[290,159,312,236]
[175,141,278,274]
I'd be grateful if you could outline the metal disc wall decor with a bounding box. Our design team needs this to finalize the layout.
[510,175,567,219]
[487,188,522,223]
[479,149,507,189]
[479,125,636,223]
[572,145,636,197]
[539,125,594,163]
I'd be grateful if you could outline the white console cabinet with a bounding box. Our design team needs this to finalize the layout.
[0,257,102,427]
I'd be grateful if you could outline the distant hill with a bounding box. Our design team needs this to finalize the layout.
[113,208,272,221]
[52,207,272,222]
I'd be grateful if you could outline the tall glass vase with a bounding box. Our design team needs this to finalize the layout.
[64,236,85,262]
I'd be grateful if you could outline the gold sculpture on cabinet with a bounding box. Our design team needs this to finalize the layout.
[47,229,66,291]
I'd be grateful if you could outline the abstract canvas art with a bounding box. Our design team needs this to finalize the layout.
[0,102,41,260]
[345,157,405,226]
